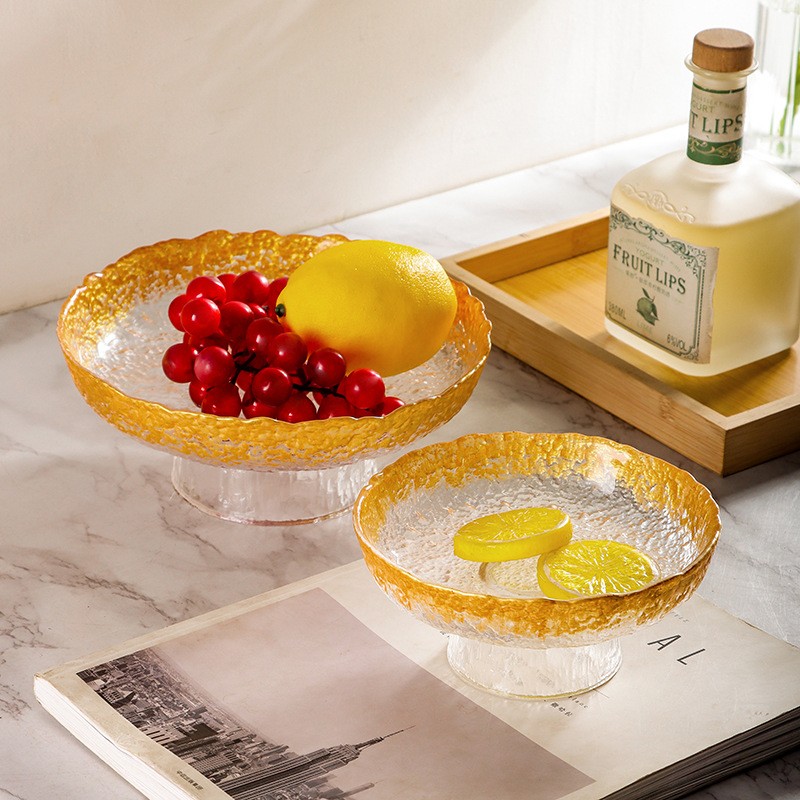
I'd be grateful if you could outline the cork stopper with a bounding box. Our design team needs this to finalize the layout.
[692,28,754,72]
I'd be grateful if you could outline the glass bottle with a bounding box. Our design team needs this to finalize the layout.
[747,0,800,168]
[605,28,800,376]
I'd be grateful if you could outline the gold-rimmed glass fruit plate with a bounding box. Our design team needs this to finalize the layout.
[353,431,720,698]
[57,230,491,525]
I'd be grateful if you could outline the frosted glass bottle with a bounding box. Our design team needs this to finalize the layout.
[605,28,800,376]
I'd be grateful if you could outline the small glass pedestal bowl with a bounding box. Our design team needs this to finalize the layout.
[353,431,720,698]
[57,231,490,525]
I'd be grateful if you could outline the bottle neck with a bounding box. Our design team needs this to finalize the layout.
[685,57,755,166]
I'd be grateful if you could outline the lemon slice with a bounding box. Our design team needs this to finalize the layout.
[453,507,572,563]
[537,539,659,600]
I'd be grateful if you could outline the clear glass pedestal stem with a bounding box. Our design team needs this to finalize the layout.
[446,634,622,699]
[171,456,383,525]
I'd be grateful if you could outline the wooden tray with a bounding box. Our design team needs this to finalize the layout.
[441,209,800,475]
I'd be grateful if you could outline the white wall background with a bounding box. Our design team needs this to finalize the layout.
[1,0,755,314]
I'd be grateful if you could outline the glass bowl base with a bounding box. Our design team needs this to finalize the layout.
[171,456,384,525]
[446,634,622,699]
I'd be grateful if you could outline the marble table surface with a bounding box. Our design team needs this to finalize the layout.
[2,128,799,799]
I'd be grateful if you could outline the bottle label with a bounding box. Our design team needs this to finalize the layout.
[687,82,745,165]
[605,205,718,363]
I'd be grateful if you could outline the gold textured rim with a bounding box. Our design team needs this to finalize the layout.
[353,431,721,642]
[57,230,491,471]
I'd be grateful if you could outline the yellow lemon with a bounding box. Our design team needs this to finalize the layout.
[537,539,659,600]
[453,507,573,563]
[278,240,457,376]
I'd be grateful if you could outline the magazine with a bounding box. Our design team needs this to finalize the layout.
[35,560,800,800]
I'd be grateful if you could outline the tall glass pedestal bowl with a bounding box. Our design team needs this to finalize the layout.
[57,231,491,525]
[353,431,720,698]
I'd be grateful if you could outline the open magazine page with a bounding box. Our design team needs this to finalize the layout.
[35,561,800,800]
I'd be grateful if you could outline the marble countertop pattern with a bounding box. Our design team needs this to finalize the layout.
[1,127,799,799]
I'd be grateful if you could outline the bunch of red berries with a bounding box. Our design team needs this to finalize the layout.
[161,270,403,421]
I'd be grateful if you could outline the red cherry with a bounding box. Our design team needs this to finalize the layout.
[235,345,266,369]
[242,399,278,419]
[240,353,268,374]
[266,332,307,371]
[265,276,288,313]
[342,369,386,409]
[188,379,209,408]
[292,363,311,386]
[307,348,347,388]
[183,331,228,350]
[245,317,284,357]
[219,301,255,341]
[252,367,293,406]
[249,304,268,321]
[180,297,221,338]
[218,273,237,292]
[193,345,235,387]
[162,342,198,383]
[316,395,353,419]
[236,370,253,392]
[380,396,405,414]
[186,275,227,305]
[229,270,271,305]
[277,393,317,422]
[201,384,242,417]
[168,294,188,331]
